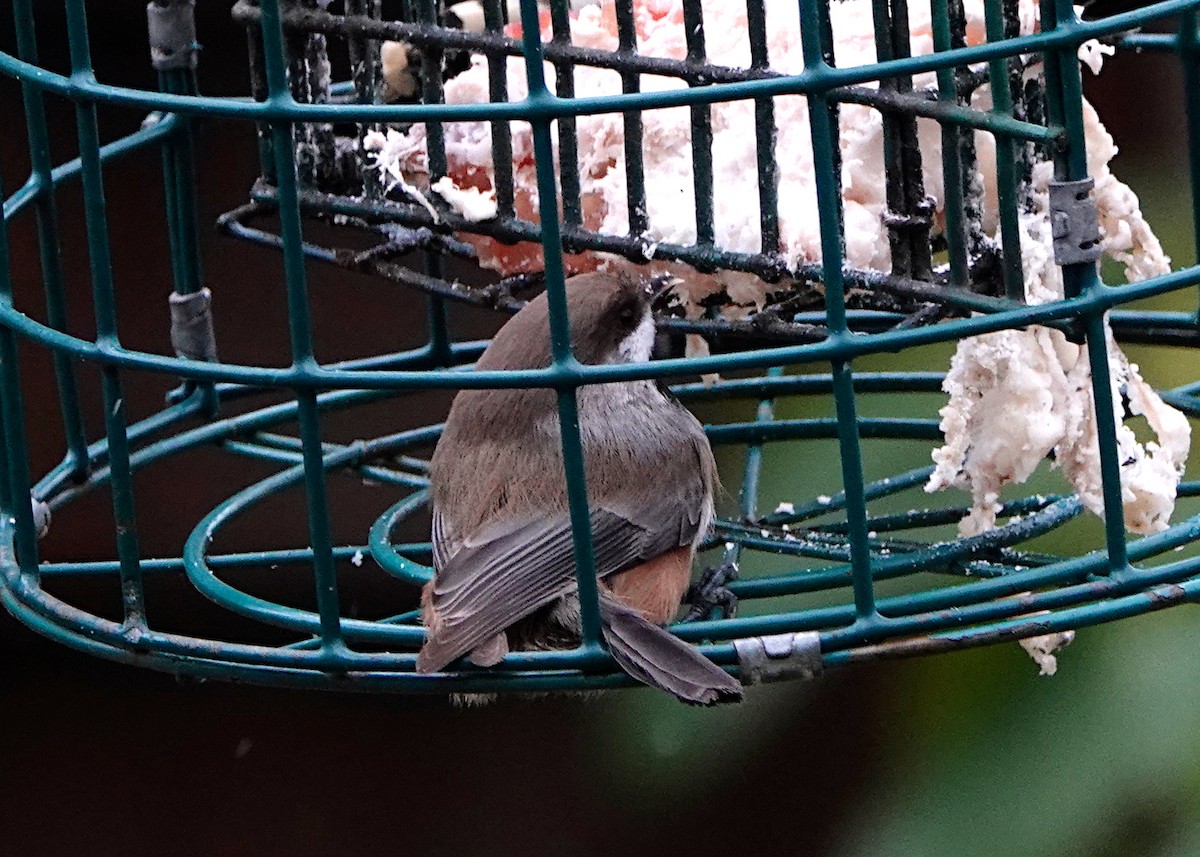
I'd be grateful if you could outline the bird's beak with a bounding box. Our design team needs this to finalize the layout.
[647,274,684,304]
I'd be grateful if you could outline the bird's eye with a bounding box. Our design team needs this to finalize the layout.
[617,303,638,326]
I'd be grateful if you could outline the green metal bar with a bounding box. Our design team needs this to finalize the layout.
[1182,12,1200,324]
[158,63,218,414]
[1049,0,1130,570]
[700,366,783,623]
[11,0,89,483]
[0,46,1064,143]
[3,2,1197,122]
[222,433,429,487]
[518,0,603,650]
[41,545,369,577]
[423,257,454,366]
[10,466,1200,685]
[2,262,1199,390]
[369,490,436,583]
[4,115,179,220]
[259,0,345,655]
[163,434,1200,654]
[801,0,876,622]
[158,74,203,296]
[1083,311,1132,571]
[1119,31,1180,50]
[0,152,40,576]
[414,1,454,367]
[64,0,147,629]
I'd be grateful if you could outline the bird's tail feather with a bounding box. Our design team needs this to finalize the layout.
[599,598,743,705]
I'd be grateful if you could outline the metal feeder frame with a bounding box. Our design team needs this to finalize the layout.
[2,0,1200,693]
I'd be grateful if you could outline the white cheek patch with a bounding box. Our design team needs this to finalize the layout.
[617,313,655,363]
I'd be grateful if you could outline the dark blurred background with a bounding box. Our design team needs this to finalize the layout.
[2,3,1200,856]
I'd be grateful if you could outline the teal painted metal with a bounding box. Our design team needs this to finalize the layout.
[2,0,1200,694]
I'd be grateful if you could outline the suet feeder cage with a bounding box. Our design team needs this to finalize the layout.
[3,0,1200,694]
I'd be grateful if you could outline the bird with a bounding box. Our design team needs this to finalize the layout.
[417,271,743,705]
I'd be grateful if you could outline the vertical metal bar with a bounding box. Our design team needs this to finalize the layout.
[424,253,454,365]
[0,160,40,576]
[930,0,969,287]
[615,0,648,236]
[951,0,987,266]
[873,0,905,276]
[259,0,345,651]
[746,0,780,256]
[158,61,218,414]
[1083,313,1130,572]
[1045,0,1127,571]
[1180,12,1200,325]
[12,0,90,483]
[246,5,277,184]
[158,71,203,298]
[705,366,784,621]
[549,0,582,226]
[1042,0,1088,305]
[347,0,383,198]
[518,0,602,649]
[816,0,844,233]
[417,0,448,181]
[416,0,453,365]
[63,0,147,629]
[0,362,11,517]
[683,1,715,246]
[985,0,1025,301]
[738,369,784,525]
[486,0,517,219]
[875,0,934,280]
[286,0,335,187]
[1013,0,1043,186]
[800,0,876,621]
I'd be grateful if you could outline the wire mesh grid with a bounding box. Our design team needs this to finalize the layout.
[2,0,1200,693]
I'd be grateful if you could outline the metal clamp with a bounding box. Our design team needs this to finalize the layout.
[1049,178,1102,266]
[734,631,823,685]
[169,288,218,362]
[31,496,51,540]
[148,0,199,71]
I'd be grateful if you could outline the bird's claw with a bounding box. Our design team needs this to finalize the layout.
[683,559,739,622]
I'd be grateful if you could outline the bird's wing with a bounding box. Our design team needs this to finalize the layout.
[417,488,706,674]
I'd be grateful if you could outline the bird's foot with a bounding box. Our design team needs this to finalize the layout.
[683,559,739,622]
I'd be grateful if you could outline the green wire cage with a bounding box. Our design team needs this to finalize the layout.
[3,0,1200,694]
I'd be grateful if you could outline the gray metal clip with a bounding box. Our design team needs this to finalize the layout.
[147,0,199,71]
[1049,178,1102,266]
[734,631,823,685]
[31,496,51,540]
[169,288,218,362]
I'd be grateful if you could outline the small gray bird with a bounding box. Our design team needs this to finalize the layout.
[417,272,742,705]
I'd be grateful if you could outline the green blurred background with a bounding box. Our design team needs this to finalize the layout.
[2,4,1199,856]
